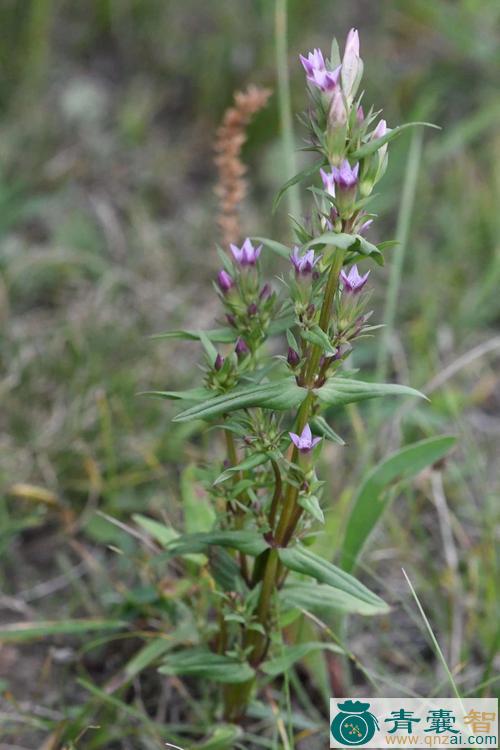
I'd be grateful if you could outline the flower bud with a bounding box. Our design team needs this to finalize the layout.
[341,28,362,102]
[360,119,389,196]
[287,347,300,367]
[247,302,258,316]
[259,283,272,300]
[217,269,234,294]
[214,353,224,371]
[326,88,348,165]
[235,338,249,358]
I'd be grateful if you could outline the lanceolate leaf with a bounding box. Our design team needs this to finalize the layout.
[0,619,127,641]
[173,378,306,423]
[350,121,440,160]
[273,157,328,213]
[151,327,236,343]
[159,648,255,684]
[315,377,425,407]
[340,435,456,573]
[213,452,270,485]
[151,314,295,343]
[304,231,359,252]
[261,641,342,677]
[278,545,388,613]
[141,387,211,402]
[164,530,270,557]
[252,236,291,259]
[279,582,387,616]
[311,416,345,445]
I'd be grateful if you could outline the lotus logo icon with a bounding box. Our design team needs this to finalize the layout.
[330,700,379,746]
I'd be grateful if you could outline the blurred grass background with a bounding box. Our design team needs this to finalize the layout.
[0,0,499,747]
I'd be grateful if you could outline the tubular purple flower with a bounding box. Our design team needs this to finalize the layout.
[320,168,336,197]
[333,159,359,189]
[299,48,325,77]
[230,238,262,266]
[289,423,321,453]
[217,269,234,293]
[328,87,348,128]
[287,347,300,367]
[235,338,249,357]
[290,246,321,276]
[300,48,341,93]
[340,264,370,294]
[214,353,224,371]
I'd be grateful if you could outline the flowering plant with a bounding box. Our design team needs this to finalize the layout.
[148,29,444,725]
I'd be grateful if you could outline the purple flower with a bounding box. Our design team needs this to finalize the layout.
[320,167,336,197]
[340,264,370,294]
[300,48,341,93]
[289,424,321,453]
[333,159,359,189]
[290,246,321,276]
[230,238,262,266]
[356,105,365,123]
[287,347,300,367]
[235,338,249,357]
[217,269,234,293]
[214,353,224,371]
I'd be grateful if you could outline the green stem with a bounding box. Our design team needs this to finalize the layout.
[275,0,300,219]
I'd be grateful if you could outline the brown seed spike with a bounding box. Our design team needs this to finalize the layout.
[214,85,272,247]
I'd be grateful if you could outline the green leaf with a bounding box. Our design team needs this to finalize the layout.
[198,329,218,362]
[280,582,387,616]
[0,619,127,642]
[133,514,178,546]
[165,530,270,557]
[278,545,388,614]
[303,231,359,252]
[310,416,345,445]
[315,377,425,408]
[125,638,175,677]
[181,464,216,533]
[151,327,235,343]
[173,377,306,422]
[151,316,294,343]
[214,452,269,485]
[261,641,342,677]
[192,725,243,750]
[252,236,290,259]
[350,121,440,160]
[140,386,211,402]
[351,235,384,264]
[159,648,255,684]
[340,436,456,573]
[273,158,327,213]
[302,325,337,356]
[208,547,247,592]
[298,494,324,523]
